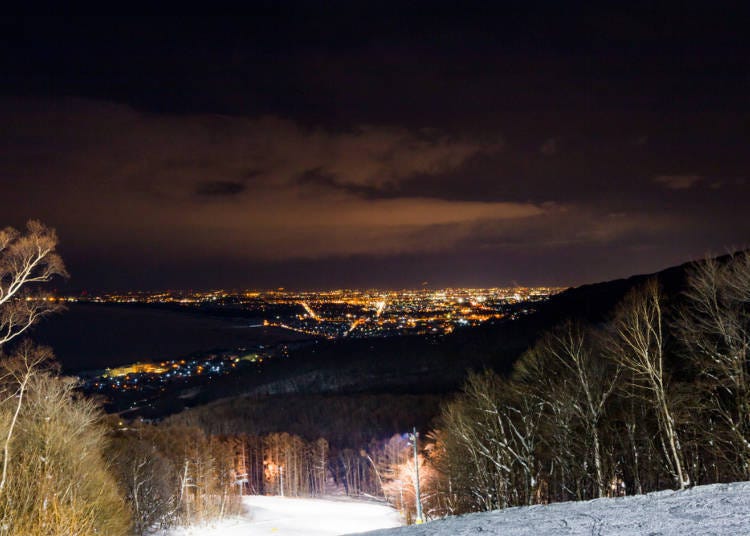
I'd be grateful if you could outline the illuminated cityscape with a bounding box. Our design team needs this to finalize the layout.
[81,349,271,411]
[69,286,563,409]
[60,286,563,339]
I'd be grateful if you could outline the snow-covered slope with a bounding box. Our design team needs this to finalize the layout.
[167,495,401,535]
[360,482,750,536]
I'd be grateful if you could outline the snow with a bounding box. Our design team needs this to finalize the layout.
[166,495,402,536]
[362,481,750,536]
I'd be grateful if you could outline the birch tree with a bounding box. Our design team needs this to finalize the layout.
[677,252,750,478]
[0,220,67,347]
[610,280,689,489]
[516,321,620,498]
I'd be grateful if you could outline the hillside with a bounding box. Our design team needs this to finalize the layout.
[218,254,704,397]
[362,481,750,536]
[163,255,715,444]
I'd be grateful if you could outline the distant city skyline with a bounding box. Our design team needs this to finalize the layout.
[1,10,748,290]
[60,285,560,341]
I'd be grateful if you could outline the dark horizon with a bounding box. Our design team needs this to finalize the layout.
[2,9,749,290]
[51,251,715,294]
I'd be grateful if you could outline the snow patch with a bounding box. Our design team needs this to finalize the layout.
[360,482,750,535]
[165,495,401,536]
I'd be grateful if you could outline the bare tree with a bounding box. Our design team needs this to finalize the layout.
[0,221,66,502]
[610,280,689,489]
[677,252,750,478]
[0,220,67,347]
[0,341,53,494]
[312,438,329,496]
[110,433,177,535]
[440,394,509,511]
[516,321,620,498]
[439,371,544,509]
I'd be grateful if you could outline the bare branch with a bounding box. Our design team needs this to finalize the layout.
[0,221,67,348]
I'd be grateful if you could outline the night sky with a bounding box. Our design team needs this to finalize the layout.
[1,9,748,290]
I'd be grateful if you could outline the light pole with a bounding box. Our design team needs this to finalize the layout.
[409,427,424,524]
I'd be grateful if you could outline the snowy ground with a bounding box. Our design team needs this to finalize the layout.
[364,481,750,535]
[166,495,402,536]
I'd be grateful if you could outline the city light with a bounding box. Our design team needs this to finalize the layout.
[71,286,564,414]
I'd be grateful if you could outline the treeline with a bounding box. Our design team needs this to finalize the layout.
[166,392,441,448]
[166,405,435,522]
[174,429,427,523]
[163,393,445,521]
[411,251,750,518]
[222,432,415,502]
[107,423,243,534]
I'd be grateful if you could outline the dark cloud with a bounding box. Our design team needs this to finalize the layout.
[0,93,748,289]
[297,167,345,190]
[296,167,386,199]
[195,180,246,197]
[653,175,702,190]
[0,97,527,260]
[0,12,749,289]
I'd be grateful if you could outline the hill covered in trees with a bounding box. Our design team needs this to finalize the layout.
[161,250,750,525]
[163,253,711,432]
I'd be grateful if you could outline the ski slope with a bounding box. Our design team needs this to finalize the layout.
[166,495,402,536]
[364,481,750,536]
